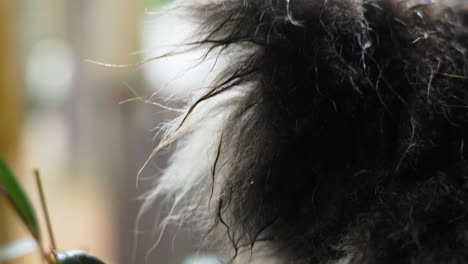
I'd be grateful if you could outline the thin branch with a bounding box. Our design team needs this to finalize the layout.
[34,170,57,253]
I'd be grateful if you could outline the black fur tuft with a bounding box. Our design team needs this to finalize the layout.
[157,0,468,263]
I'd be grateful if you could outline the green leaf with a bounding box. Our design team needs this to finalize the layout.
[0,157,41,241]
[56,251,106,264]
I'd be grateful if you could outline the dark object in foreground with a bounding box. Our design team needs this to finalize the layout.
[56,250,106,264]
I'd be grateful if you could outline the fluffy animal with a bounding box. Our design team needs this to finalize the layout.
[144,0,468,263]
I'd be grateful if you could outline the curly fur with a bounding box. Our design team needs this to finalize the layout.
[145,0,468,263]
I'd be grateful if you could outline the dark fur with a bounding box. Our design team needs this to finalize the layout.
[169,0,468,263]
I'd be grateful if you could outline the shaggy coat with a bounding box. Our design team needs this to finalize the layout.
[146,0,468,263]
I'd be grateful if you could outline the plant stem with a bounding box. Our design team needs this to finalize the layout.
[34,169,57,252]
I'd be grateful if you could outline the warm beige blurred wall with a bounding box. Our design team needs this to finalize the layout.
[0,0,21,159]
[0,0,22,249]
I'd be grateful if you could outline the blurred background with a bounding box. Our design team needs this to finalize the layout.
[0,0,220,263]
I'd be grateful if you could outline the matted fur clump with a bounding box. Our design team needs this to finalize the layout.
[146,0,468,263]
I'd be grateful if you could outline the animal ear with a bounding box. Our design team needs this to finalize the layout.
[286,0,363,26]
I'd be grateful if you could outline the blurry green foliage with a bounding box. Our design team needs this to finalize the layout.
[147,0,173,9]
[0,158,41,241]
[0,159,107,263]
